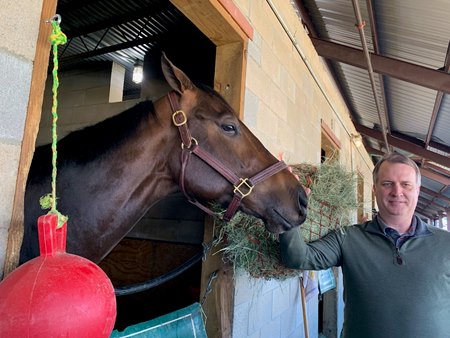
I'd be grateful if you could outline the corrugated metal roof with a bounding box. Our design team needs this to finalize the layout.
[296,0,450,220]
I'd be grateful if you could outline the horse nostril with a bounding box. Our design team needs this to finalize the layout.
[298,187,308,209]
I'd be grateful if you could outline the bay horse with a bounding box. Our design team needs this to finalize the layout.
[20,54,308,265]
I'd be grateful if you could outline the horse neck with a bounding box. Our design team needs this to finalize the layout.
[67,99,182,262]
[97,99,180,206]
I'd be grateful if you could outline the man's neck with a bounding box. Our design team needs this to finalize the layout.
[377,214,414,235]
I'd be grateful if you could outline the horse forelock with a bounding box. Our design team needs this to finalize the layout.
[190,83,237,123]
[29,101,157,182]
[196,83,232,107]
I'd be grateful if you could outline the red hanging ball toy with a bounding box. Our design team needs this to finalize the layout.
[0,214,116,337]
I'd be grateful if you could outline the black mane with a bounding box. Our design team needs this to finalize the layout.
[29,101,156,182]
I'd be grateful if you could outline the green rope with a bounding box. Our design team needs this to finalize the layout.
[39,16,68,228]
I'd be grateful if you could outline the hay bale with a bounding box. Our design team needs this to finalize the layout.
[214,160,358,280]
[291,161,358,242]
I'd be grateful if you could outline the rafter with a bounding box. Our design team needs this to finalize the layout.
[311,37,450,94]
[420,167,450,186]
[420,187,450,204]
[418,197,447,212]
[355,124,450,168]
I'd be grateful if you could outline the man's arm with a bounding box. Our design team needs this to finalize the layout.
[280,226,345,270]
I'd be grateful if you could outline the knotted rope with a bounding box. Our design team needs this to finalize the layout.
[39,15,68,228]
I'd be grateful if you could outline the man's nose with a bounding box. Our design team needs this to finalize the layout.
[391,183,403,195]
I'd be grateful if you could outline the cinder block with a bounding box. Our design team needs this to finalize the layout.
[0,52,32,142]
[0,143,21,279]
[243,88,259,128]
[0,0,42,60]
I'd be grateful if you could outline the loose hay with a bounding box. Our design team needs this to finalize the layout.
[291,161,359,242]
[214,160,358,280]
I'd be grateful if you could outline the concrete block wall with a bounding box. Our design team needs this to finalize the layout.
[233,270,319,338]
[0,0,44,279]
[37,62,140,146]
[232,0,374,337]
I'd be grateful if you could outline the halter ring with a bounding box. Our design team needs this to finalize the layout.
[233,178,254,198]
[181,137,198,150]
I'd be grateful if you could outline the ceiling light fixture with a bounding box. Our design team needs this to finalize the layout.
[132,59,144,84]
[351,133,363,148]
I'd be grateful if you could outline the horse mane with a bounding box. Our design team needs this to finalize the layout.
[29,101,156,182]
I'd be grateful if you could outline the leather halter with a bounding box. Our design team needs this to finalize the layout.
[168,91,288,221]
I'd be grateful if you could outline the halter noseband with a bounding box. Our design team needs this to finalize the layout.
[168,91,287,221]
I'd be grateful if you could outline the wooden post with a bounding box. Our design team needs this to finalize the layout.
[300,276,309,338]
[3,0,57,278]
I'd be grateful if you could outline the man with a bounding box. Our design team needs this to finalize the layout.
[280,153,450,338]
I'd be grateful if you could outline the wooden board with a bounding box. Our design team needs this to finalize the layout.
[3,0,57,277]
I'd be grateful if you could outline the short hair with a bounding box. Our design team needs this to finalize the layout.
[372,153,421,185]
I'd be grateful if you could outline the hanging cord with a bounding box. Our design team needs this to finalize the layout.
[39,15,68,228]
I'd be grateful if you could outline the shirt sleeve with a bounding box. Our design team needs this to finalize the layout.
[280,226,345,270]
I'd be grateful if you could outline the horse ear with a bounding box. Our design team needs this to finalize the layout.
[161,52,195,94]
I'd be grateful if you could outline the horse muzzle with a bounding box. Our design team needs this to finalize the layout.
[263,185,308,234]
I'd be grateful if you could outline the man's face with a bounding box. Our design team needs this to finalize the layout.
[373,162,420,224]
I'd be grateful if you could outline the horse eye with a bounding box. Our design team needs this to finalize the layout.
[221,124,237,134]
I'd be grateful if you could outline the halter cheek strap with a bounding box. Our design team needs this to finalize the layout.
[168,91,287,221]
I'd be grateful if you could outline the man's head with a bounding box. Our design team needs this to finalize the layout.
[372,153,421,227]
[373,153,421,186]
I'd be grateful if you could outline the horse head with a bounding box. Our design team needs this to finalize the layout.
[160,54,308,233]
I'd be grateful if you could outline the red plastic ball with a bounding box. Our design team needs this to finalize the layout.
[0,214,116,337]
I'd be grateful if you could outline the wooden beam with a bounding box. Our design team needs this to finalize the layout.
[321,119,342,149]
[365,146,384,156]
[420,167,450,186]
[423,162,450,177]
[417,201,439,213]
[3,0,58,277]
[418,197,446,212]
[170,0,249,44]
[415,208,436,220]
[355,124,450,168]
[420,186,450,204]
[311,37,450,94]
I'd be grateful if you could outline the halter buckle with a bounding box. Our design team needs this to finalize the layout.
[181,137,198,150]
[172,110,187,126]
[234,178,254,198]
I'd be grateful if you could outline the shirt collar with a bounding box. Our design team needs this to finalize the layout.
[377,214,417,236]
